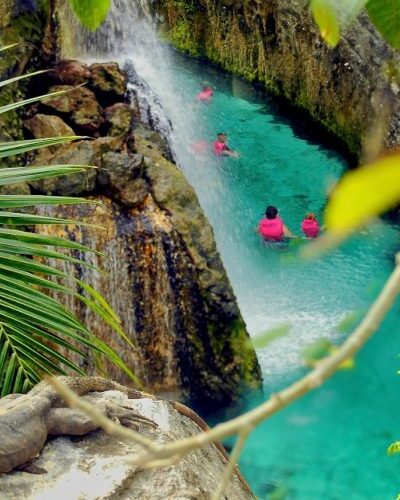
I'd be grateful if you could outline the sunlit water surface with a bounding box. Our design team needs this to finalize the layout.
[132,52,400,499]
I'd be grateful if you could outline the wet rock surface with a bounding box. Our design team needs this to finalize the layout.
[23,58,261,410]
[42,85,104,133]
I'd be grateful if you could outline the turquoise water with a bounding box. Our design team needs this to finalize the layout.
[128,45,400,498]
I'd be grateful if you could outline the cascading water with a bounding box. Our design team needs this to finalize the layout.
[60,1,400,497]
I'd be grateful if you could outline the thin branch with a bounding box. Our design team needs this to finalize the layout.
[48,377,159,451]
[130,252,400,465]
[213,428,252,500]
[49,253,400,495]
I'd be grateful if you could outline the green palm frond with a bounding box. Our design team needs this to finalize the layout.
[0,47,139,394]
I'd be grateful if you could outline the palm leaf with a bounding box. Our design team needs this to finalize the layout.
[0,57,138,395]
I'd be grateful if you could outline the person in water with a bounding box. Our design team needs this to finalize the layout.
[197,86,213,103]
[258,205,293,241]
[301,212,320,238]
[213,133,239,158]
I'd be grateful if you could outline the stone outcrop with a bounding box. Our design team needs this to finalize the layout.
[21,60,261,411]
[0,377,253,499]
[158,0,400,157]
[2,1,262,411]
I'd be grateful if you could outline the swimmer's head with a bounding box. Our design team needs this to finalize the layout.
[265,206,278,219]
[203,86,212,92]
[305,212,317,221]
[217,133,227,143]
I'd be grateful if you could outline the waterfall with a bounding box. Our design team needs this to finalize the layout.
[58,0,207,169]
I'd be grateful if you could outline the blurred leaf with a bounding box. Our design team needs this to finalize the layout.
[69,0,111,30]
[248,324,291,349]
[303,338,332,364]
[311,0,340,47]
[336,310,364,333]
[367,0,400,49]
[325,154,400,233]
[388,441,400,455]
[303,338,354,370]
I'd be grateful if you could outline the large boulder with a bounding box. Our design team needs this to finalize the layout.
[51,59,91,85]
[30,140,99,195]
[90,62,126,106]
[98,151,148,208]
[41,85,104,133]
[0,379,253,499]
[104,102,134,137]
[24,114,75,153]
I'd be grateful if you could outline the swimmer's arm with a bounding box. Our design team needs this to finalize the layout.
[283,225,295,238]
[222,149,240,158]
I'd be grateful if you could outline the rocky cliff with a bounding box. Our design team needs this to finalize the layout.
[158,0,400,157]
[0,3,261,411]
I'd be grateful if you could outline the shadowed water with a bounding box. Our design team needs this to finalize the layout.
[65,2,400,497]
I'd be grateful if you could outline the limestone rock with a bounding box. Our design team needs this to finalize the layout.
[98,151,148,207]
[90,62,126,105]
[104,102,134,137]
[51,59,91,85]
[42,85,104,133]
[30,140,98,195]
[24,114,75,153]
[0,389,253,499]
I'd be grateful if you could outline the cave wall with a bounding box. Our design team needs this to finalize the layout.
[158,0,400,158]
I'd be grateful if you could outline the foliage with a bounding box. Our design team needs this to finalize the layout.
[388,441,400,455]
[325,154,400,233]
[68,0,111,31]
[310,0,340,47]
[247,323,291,349]
[0,57,137,396]
[367,0,400,49]
[310,0,400,49]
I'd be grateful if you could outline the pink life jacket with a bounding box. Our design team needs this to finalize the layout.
[301,219,319,238]
[213,140,227,156]
[197,89,213,102]
[259,217,284,241]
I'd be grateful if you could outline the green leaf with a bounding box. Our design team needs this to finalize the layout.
[248,324,291,349]
[336,310,364,333]
[0,88,73,115]
[69,0,112,30]
[303,338,355,370]
[0,70,49,89]
[325,154,400,233]
[0,194,93,208]
[0,139,83,158]
[0,228,102,256]
[388,441,400,455]
[311,0,340,47]
[0,43,22,52]
[367,0,400,49]
[303,338,333,364]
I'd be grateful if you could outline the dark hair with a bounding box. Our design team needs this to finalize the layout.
[265,206,278,219]
[217,132,226,137]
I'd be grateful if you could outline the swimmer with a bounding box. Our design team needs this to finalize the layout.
[213,133,240,158]
[258,206,293,242]
[196,86,213,103]
[301,212,320,238]
[189,139,209,155]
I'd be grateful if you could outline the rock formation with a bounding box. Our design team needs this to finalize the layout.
[1,1,262,411]
[158,0,400,157]
[0,377,254,499]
